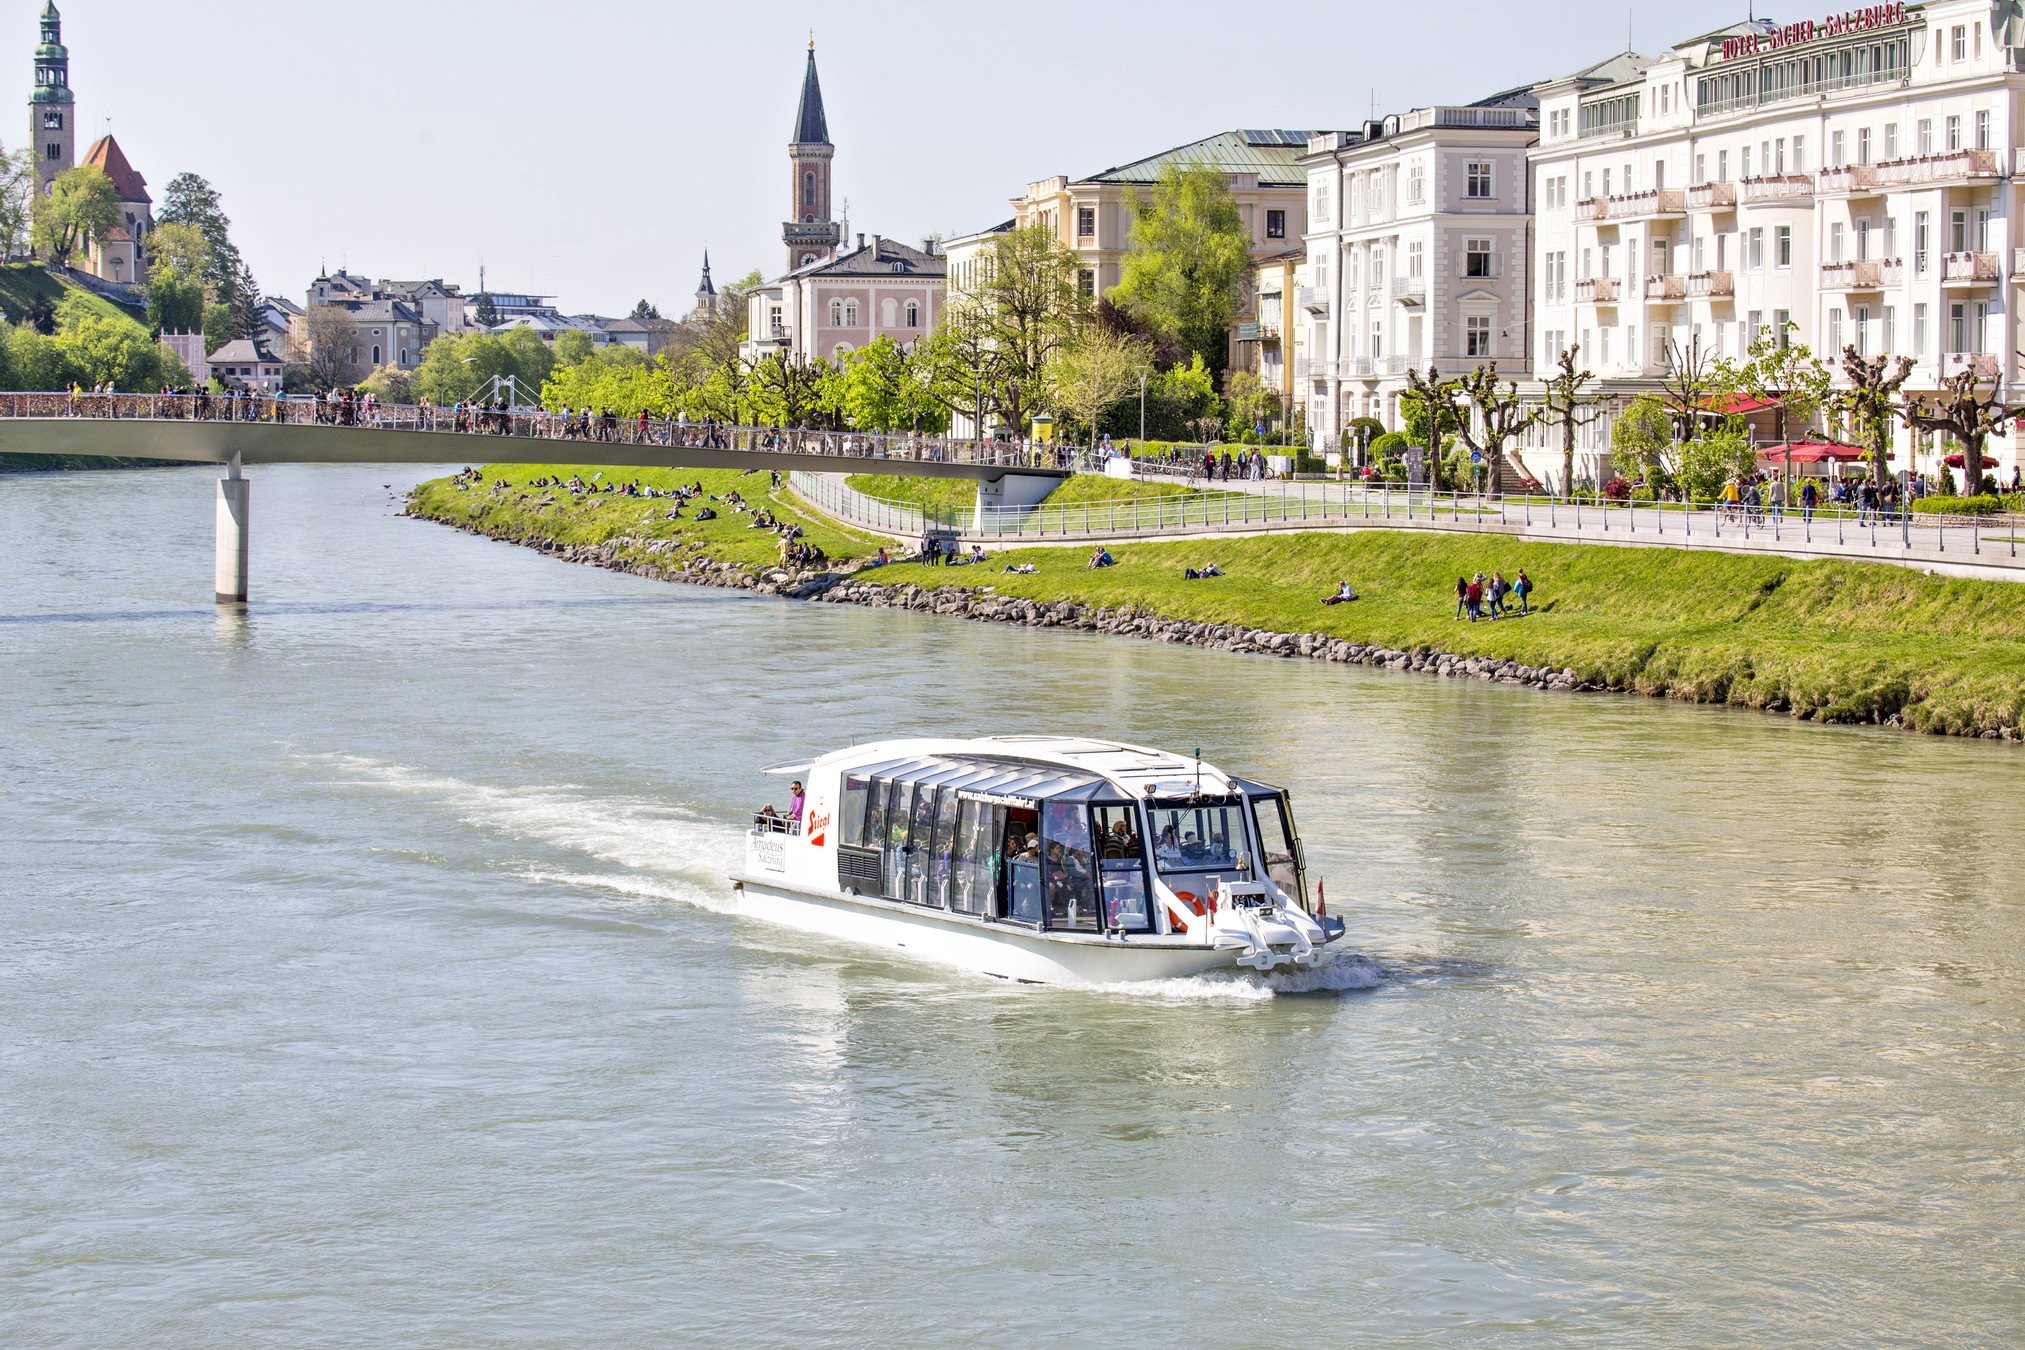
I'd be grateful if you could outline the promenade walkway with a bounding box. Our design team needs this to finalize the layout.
[789,471,2025,580]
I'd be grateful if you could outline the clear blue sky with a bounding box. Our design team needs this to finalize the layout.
[21,0,1756,315]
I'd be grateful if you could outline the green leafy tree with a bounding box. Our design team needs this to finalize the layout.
[629,299,661,320]
[57,312,169,389]
[1675,425,1758,501]
[551,328,596,369]
[358,364,413,404]
[10,327,79,387]
[0,144,34,260]
[1046,325,1149,445]
[1222,367,1278,443]
[912,302,998,436]
[156,173,247,302]
[201,301,236,359]
[472,292,500,328]
[1109,161,1252,377]
[1713,321,1831,448]
[31,165,119,265]
[143,221,212,334]
[25,294,56,335]
[839,337,914,432]
[974,224,1083,433]
[1610,393,1677,487]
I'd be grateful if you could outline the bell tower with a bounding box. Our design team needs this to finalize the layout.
[30,1,75,194]
[783,40,839,273]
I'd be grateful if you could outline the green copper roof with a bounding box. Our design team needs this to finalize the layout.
[1079,129,1315,188]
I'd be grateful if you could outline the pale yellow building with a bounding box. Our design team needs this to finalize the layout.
[1238,247,1307,427]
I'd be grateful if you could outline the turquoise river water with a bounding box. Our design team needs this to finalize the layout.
[2,463,2022,1347]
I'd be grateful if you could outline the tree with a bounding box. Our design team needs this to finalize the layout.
[1109,161,1252,378]
[1540,343,1605,498]
[750,353,836,428]
[1836,348,1914,492]
[0,144,33,260]
[629,298,661,320]
[1657,333,1719,443]
[1222,367,1278,443]
[550,328,596,369]
[974,224,1084,434]
[473,292,500,329]
[25,293,55,335]
[31,165,118,265]
[1452,365,1542,496]
[913,302,998,437]
[1402,366,1464,492]
[156,172,246,303]
[295,303,360,389]
[1046,325,1149,445]
[231,263,264,342]
[56,312,169,389]
[202,300,236,359]
[1906,366,2009,495]
[838,337,914,433]
[1610,393,1677,487]
[1714,320,1831,450]
[358,364,413,405]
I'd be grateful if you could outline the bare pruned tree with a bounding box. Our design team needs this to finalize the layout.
[1836,347,1914,492]
[1658,333,1719,445]
[1539,343,1606,499]
[1905,364,2009,494]
[1452,365,1542,497]
[1402,364,1462,492]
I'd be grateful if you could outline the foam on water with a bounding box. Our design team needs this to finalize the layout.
[1077,951,1389,1002]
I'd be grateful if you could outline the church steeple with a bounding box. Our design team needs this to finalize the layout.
[30,0,75,194]
[693,250,716,320]
[783,41,840,274]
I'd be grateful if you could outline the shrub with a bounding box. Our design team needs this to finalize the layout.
[1912,494,2004,516]
[1369,430,1410,456]
[1602,476,1633,500]
[1631,485,1659,503]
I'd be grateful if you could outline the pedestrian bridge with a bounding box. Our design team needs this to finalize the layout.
[0,392,1070,602]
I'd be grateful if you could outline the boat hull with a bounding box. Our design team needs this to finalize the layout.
[729,874,1247,985]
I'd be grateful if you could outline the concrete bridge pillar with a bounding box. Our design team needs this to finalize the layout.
[974,472,1059,532]
[214,456,248,604]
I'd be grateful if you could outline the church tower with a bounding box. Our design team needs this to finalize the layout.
[30,1,75,194]
[782,41,839,274]
[693,250,716,321]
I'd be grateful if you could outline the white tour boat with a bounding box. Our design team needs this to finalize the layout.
[732,736,1344,984]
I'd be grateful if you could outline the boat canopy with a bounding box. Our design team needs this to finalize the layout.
[842,753,1118,805]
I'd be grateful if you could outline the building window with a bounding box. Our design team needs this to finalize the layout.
[1883,305,1896,356]
[1266,209,1285,239]
[1773,309,1791,346]
[1918,119,1933,155]
[828,299,843,326]
[1828,309,1843,355]
[1464,239,1493,278]
[1884,123,1899,158]
[803,170,817,209]
[1858,128,1871,164]
[1076,206,1095,238]
[1466,161,1492,199]
[1946,115,1962,152]
[1856,305,1871,357]
[1465,315,1491,357]
[1077,269,1094,298]
[1775,226,1792,269]
[1408,164,1424,205]
[371,344,381,365]
[843,300,859,326]
[1913,302,1928,356]
[1409,241,1425,279]
[1914,211,1930,273]
[1830,131,1844,168]
[42,111,60,130]
[905,300,920,327]
[1976,110,1992,150]
[1748,227,1765,271]
[1952,24,1966,61]
[44,143,59,160]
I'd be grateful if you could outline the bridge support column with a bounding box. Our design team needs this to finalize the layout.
[975,473,1058,532]
[214,457,248,604]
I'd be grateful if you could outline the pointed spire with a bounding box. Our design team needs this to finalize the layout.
[696,250,715,298]
[793,42,829,146]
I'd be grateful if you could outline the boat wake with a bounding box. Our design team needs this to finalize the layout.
[1074,950,1390,1002]
[310,753,746,914]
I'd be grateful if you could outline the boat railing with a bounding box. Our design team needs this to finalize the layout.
[751,811,801,836]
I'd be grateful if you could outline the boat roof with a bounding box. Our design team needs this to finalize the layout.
[808,736,1267,802]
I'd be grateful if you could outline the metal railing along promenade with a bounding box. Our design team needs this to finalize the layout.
[790,470,2024,571]
[0,391,1082,474]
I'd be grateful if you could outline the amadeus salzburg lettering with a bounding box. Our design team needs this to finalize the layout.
[1720,3,1908,60]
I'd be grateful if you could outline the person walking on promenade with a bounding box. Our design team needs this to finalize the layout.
[1489,570,1510,618]
[1800,478,1818,522]
[1513,569,1533,615]
[1454,575,1469,619]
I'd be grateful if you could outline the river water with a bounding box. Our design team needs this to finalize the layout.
[3,463,2022,1347]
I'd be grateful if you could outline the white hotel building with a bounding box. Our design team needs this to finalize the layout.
[1299,94,1539,450]
[1527,1,2024,481]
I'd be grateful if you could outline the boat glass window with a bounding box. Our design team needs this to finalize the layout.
[1005,807,1043,924]
[840,776,868,848]
[1091,803,1151,931]
[1148,801,1249,874]
[883,782,915,900]
[929,787,961,908]
[1041,801,1099,931]
[1249,791,1306,908]
[952,799,1001,916]
[862,778,890,850]
[904,785,938,905]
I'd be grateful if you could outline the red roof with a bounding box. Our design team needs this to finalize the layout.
[82,134,150,204]
[1756,440,1870,463]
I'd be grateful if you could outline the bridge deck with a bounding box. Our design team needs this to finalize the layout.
[0,394,1070,482]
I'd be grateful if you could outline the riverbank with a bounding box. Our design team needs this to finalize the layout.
[406,466,2025,740]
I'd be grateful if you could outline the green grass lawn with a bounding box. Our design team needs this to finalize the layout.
[862,531,2025,736]
[410,464,882,572]
[0,261,146,325]
[415,464,2025,737]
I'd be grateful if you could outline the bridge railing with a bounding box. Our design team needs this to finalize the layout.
[0,391,1090,473]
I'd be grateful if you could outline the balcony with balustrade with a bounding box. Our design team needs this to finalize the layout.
[1942,251,2001,286]
[1298,286,1328,313]
[1686,181,1738,212]
[1816,164,1883,198]
[1819,259,1902,291]
[1873,150,2001,188]
[1740,174,1814,204]
[1686,270,1735,299]
[1391,276,1426,307]
[1941,352,2000,380]
[1575,277,1620,304]
[1643,274,1686,303]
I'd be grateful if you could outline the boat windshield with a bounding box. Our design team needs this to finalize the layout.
[1147,799,1249,874]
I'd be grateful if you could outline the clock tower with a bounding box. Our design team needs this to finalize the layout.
[783,41,840,273]
[29,2,75,194]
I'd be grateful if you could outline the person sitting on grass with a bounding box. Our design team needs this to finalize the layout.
[1086,547,1116,570]
[1002,562,1038,575]
[1321,579,1358,605]
[1183,561,1226,580]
